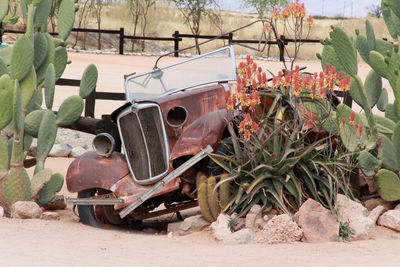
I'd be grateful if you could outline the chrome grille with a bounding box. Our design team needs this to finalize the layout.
[117,103,169,184]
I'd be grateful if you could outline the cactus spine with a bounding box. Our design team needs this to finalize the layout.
[0,0,98,213]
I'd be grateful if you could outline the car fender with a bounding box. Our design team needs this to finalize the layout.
[170,109,228,164]
[66,151,130,193]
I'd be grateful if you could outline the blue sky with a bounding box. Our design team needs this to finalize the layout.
[221,0,381,17]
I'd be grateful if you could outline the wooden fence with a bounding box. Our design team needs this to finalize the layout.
[1,26,321,61]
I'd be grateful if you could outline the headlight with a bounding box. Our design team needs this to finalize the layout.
[92,133,115,157]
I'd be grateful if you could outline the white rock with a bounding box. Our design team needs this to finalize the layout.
[245,204,263,230]
[211,214,232,241]
[11,201,42,219]
[223,228,254,245]
[395,203,400,210]
[378,210,400,232]
[70,147,87,158]
[49,144,72,157]
[336,194,385,240]
[0,206,4,217]
[256,214,303,244]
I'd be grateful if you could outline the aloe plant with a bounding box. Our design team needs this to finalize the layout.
[317,0,400,202]
[0,0,98,214]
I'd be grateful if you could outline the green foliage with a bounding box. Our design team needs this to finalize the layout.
[319,4,400,202]
[211,88,354,215]
[0,0,98,212]
[338,221,355,242]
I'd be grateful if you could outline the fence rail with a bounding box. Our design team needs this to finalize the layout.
[1,26,322,61]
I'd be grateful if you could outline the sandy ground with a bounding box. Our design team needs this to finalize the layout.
[2,52,400,267]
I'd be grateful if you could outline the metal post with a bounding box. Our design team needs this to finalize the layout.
[279,35,285,62]
[119,27,124,55]
[174,31,179,57]
[228,32,233,45]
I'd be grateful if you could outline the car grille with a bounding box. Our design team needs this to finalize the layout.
[118,103,169,184]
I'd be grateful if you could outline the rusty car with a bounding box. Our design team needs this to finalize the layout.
[66,46,238,228]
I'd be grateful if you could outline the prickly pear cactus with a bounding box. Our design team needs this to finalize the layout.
[0,0,98,213]
[318,0,400,201]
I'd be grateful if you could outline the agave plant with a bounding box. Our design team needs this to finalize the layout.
[204,57,355,218]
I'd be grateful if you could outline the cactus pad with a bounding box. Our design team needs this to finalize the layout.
[56,95,84,126]
[37,173,63,206]
[30,168,52,200]
[11,35,34,81]
[0,74,14,130]
[79,64,98,99]
[44,63,55,110]
[57,0,76,41]
[375,169,400,202]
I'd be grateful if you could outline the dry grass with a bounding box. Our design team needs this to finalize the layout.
[3,3,391,59]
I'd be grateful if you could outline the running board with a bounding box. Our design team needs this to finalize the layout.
[66,197,124,205]
[119,145,213,219]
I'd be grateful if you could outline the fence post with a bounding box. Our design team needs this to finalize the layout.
[119,28,124,55]
[85,86,96,118]
[173,31,179,57]
[278,35,285,62]
[228,32,233,45]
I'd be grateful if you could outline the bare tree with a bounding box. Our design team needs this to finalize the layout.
[49,0,61,32]
[73,0,90,48]
[128,0,141,51]
[366,4,382,18]
[90,0,103,50]
[170,0,221,54]
[241,0,288,19]
[140,0,156,50]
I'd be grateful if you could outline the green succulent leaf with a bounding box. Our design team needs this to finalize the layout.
[3,168,31,206]
[53,46,68,80]
[79,64,98,99]
[36,33,55,85]
[11,35,34,81]
[359,151,380,177]
[382,1,400,39]
[20,66,37,109]
[356,35,370,65]
[33,0,51,28]
[387,0,400,19]
[37,173,64,206]
[12,80,23,133]
[56,95,84,126]
[33,32,48,70]
[36,110,57,162]
[0,56,8,77]
[379,134,398,172]
[330,27,358,75]
[393,122,400,169]
[369,50,390,80]
[0,74,14,130]
[363,70,382,108]
[30,168,53,200]
[24,109,45,137]
[366,20,376,51]
[0,134,9,173]
[375,169,400,201]
[377,88,389,112]
[44,63,55,110]
[375,39,394,56]
[58,0,75,41]
[321,45,347,75]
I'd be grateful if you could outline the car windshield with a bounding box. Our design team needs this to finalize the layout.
[124,46,237,101]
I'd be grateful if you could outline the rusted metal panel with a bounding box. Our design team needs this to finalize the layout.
[170,109,227,162]
[66,151,130,193]
[112,174,180,210]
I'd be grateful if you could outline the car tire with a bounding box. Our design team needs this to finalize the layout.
[77,189,101,228]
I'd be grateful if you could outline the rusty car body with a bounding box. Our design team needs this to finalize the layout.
[66,46,237,227]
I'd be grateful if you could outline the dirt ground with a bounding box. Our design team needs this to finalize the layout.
[2,52,400,267]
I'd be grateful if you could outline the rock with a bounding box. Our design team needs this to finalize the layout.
[378,210,400,232]
[0,206,4,217]
[41,211,60,221]
[294,199,338,242]
[245,204,264,230]
[256,214,303,244]
[263,209,278,222]
[49,144,72,157]
[363,198,394,212]
[170,215,210,236]
[223,229,254,245]
[337,194,385,240]
[395,203,400,210]
[211,214,232,241]
[70,147,87,158]
[11,201,42,219]
[167,221,182,233]
[42,195,66,210]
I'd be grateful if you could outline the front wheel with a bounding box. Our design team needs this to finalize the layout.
[77,189,126,228]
